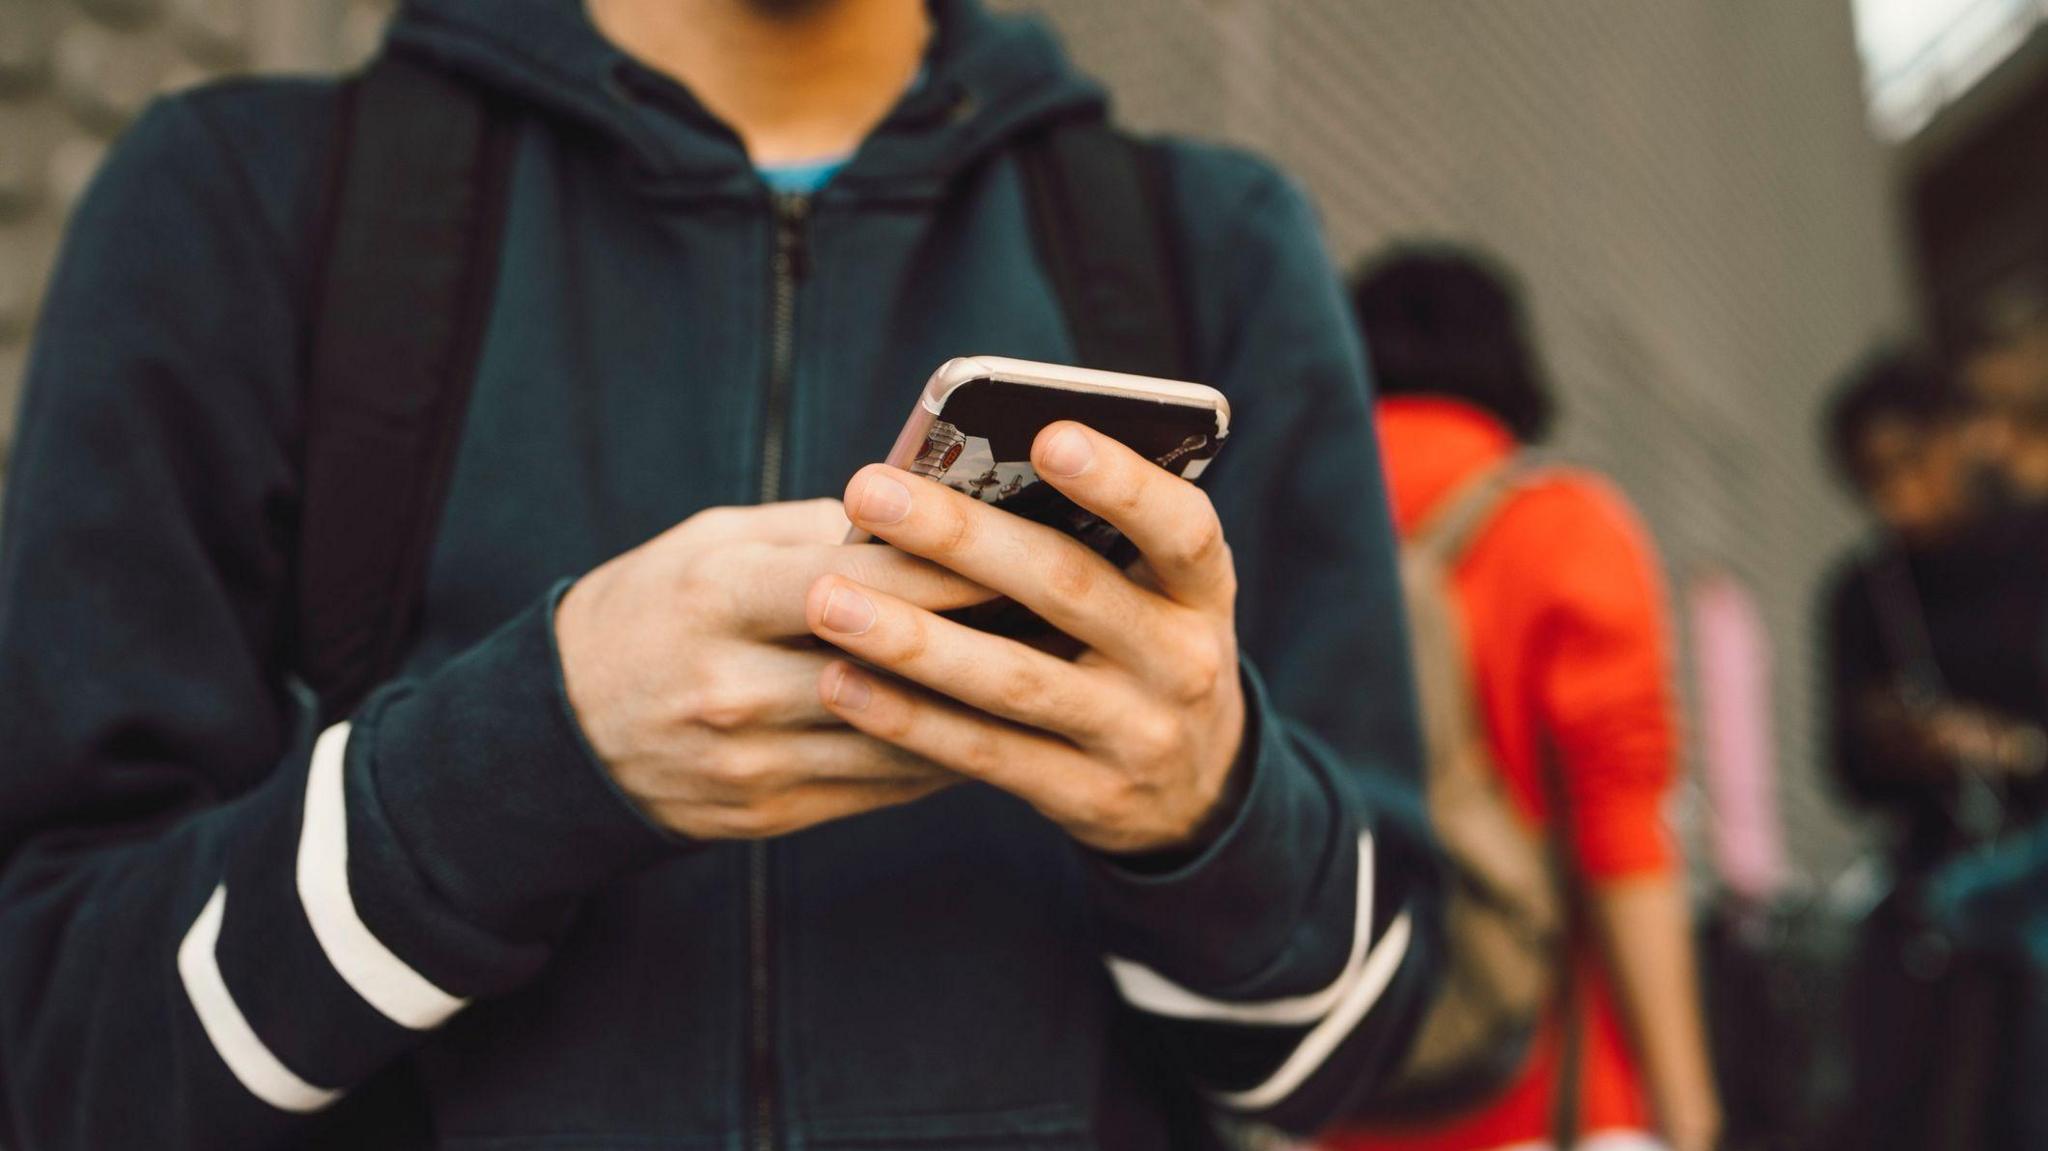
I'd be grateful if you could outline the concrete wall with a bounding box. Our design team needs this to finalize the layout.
[0,0,392,452]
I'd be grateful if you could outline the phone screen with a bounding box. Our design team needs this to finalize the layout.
[908,376,1225,634]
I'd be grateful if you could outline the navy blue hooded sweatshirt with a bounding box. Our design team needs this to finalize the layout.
[0,2,1438,1148]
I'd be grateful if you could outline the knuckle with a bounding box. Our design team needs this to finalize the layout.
[718,805,789,839]
[717,539,775,578]
[686,688,759,732]
[860,553,979,611]
[932,501,978,557]
[837,548,883,588]
[1090,454,1144,511]
[1213,552,1239,602]
[699,741,770,789]
[880,609,932,666]
[1124,708,1184,764]
[869,693,919,742]
[998,661,1053,714]
[1043,548,1097,602]
[945,567,990,604]
[1077,777,1140,838]
[677,571,726,609]
[800,496,847,524]
[1111,477,1147,518]
[958,724,1007,776]
[676,558,747,623]
[681,504,741,538]
[693,742,741,782]
[1170,629,1228,702]
[696,696,761,729]
[1166,504,1226,570]
[1069,787,1114,834]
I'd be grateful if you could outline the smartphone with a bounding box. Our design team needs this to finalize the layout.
[853,355,1231,634]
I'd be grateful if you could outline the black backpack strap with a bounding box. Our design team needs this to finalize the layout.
[1017,120,1210,1140]
[294,53,517,723]
[1017,116,1191,380]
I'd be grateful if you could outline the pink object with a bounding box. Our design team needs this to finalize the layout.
[1687,570,1786,903]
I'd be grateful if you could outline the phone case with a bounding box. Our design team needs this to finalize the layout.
[865,357,1230,635]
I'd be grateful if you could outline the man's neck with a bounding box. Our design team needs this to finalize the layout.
[588,0,931,166]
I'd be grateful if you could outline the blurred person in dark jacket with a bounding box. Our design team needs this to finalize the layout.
[1820,348,2048,1151]
[0,1,1443,1147]
[1918,278,2048,1142]
[1958,276,2048,511]
[1330,247,1719,1151]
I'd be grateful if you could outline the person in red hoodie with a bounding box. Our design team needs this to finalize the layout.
[1330,248,1721,1151]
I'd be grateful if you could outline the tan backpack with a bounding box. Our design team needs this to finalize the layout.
[1375,459,1577,1120]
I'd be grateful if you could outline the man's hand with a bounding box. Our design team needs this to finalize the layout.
[1866,690,2048,778]
[555,499,989,839]
[1923,705,2048,777]
[806,422,1248,856]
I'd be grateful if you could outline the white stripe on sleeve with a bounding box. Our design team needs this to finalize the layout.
[1106,830,1378,1026]
[1103,829,1418,1113]
[297,721,467,1029]
[177,885,344,1113]
[1211,909,1413,1112]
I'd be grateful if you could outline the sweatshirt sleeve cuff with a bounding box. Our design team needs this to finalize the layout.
[1573,787,1677,880]
[1088,660,1351,991]
[356,581,685,941]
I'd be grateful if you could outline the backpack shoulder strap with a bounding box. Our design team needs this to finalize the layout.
[294,52,517,723]
[1016,116,1191,380]
[1410,452,1590,1142]
[1409,454,1556,567]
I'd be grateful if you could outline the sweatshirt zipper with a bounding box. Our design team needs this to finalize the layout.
[749,189,810,1151]
[758,192,811,504]
[747,840,777,1151]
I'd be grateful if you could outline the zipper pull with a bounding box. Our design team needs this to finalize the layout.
[773,193,812,281]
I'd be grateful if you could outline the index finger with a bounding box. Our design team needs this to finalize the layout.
[727,543,995,638]
[680,498,851,547]
[1029,422,1236,613]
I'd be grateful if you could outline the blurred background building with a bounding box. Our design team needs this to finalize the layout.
[4,0,2036,886]
[0,1,389,450]
[1869,0,2048,353]
[1011,0,1912,886]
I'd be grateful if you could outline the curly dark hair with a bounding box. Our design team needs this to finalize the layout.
[1822,346,1962,491]
[1349,244,1555,442]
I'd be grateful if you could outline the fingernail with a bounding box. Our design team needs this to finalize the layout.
[820,587,876,635]
[1042,427,1094,477]
[830,666,873,710]
[853,473,912,524]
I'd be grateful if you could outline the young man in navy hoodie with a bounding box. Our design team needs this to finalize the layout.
[0,1,1438,1147]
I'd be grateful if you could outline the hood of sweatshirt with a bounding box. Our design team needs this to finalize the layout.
[385,0,1107,199]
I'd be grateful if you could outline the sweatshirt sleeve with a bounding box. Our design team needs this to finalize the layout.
[1084,149,1443,1137]
[1527,479,1682,881]
[1820,561,1928,808]
[0,91,677,1150]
